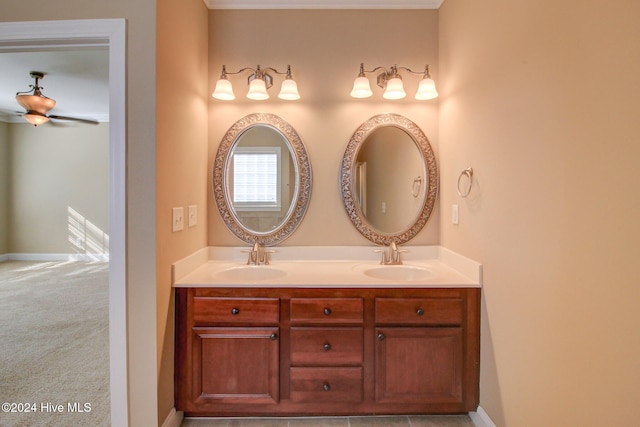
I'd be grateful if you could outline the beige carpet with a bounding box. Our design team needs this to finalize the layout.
[0,260,110,426]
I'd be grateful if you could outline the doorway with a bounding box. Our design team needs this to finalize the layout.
[0,19,127,426]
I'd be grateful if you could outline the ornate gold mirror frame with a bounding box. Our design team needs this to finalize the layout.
[340,113,438,245]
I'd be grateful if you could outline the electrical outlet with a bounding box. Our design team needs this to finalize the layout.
[452,204,459,225]
[172,207,184,232]
[188,205,197,228]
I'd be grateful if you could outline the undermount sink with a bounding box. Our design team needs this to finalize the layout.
[217,265,287,281]
[362,265,436,282]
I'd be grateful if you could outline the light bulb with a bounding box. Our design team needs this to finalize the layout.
[278,78,300,100]
[350,76,373,98]
[415,77,438,100]
[24,112,49,126]
[247,78,269,100]
[212,78,235,100]
[382,77,406,100]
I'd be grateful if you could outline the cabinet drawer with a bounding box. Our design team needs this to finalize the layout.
[193,297,279,324]
[290,298,363,324]
[291,327,363,366]
[290,367,363,403]
[375,297,463,325]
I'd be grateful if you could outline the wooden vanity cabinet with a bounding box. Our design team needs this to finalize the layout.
[374,296,465,408]
[175,291,280,413]
[175,287,480,416]
[289,297,365,404]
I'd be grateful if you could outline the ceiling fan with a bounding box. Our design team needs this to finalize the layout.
[15,71,98,126]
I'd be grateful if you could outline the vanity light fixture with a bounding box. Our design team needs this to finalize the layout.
[350,63,438,100]
[212,64,300,101]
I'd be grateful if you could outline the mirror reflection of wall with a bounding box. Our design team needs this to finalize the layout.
[225,125,296,234]
[341,113,438,246]
[356,126,425,234]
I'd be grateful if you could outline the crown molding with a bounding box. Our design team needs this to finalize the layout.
[204,0,444,10]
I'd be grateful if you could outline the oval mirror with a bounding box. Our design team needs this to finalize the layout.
[213,113,312,245]
[340,113,437,245]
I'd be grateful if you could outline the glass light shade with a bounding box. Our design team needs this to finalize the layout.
[278,78,300,100]
[212,78,235,100]
[415,77,438,100]
[16,94,56,113]
[247,78,269,100]
[350,76,373,98]
[382,77,406,100]
[24,112,49,126]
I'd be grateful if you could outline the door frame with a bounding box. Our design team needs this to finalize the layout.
[0,19,128,426]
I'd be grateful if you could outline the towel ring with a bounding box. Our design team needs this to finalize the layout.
[457,167,473,198]
[412,176,422,198]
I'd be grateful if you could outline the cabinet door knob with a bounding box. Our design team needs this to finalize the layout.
[231,308,240,315]
[416,308,424,316]
[323,343,331,351]
[377,333,385,341]
[270,333,278,341]
[322,383,330,391]
[323,307,332,316]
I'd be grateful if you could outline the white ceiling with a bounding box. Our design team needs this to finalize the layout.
[0,47,109,124]
[0,2,442,124]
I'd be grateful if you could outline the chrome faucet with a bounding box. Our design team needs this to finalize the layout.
[375,242,407,265]
[242,242,274,265]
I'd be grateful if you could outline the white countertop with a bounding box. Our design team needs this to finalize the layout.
[172,246,482,289]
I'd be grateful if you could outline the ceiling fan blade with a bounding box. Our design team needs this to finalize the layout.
[48,114,99,125]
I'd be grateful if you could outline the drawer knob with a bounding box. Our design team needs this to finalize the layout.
[377,333,385,341]
[323,343,331,351]
[322,382,330,391]
[270,333,278,341]
[231,308,240,315]
[323,307,332,316]
[416,308,424,316]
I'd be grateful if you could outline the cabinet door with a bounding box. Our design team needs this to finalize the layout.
[192,327,279,405]
[375,327,463,405]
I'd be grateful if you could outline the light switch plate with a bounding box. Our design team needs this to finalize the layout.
[188,205,197,228]
[172,207,184,232]
[452,204,459,225]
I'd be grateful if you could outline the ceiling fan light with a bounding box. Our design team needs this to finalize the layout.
[24,112,49,126]
[16,94,56,114]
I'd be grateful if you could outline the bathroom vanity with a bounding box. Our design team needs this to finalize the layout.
[175,113,480,416]
[173,246,481,417]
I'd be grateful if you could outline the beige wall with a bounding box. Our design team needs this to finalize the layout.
[2,0,158,424]
[0,122,8,254]
[208,10,441,247]
[156,0,209,422]
[359,126,425,233]
[7,123,108,256]
[8,4,637,426]
[439,0,640,425]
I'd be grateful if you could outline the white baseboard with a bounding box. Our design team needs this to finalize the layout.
[1,253,109,262]
[470,406,497,427]
[161,408,184,427]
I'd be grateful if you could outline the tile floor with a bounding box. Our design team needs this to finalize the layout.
[182,415,475,427]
